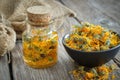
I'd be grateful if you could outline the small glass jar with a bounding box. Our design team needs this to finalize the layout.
[22,6,58,68]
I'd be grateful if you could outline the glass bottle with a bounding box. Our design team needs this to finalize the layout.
[22,6,58,68]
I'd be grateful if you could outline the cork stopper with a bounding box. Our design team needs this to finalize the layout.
[27,5,51,26]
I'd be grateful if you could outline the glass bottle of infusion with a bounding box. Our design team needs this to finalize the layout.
[22,6,58,68]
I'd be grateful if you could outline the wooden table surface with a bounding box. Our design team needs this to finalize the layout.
[0,0,120,80]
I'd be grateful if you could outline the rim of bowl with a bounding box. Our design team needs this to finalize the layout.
[62,32,120,53]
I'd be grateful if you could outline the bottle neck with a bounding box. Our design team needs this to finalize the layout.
[27,23,51,36]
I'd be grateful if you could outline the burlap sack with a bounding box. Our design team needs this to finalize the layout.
[0,23,16,56]
[0,0,76,39]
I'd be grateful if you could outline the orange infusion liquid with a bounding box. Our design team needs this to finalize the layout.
[22,29,58,68]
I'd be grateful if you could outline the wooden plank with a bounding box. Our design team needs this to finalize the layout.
[12,19,120,80]
[11,18,79,80]
[0,55,11,80]
[12,43,120,80]
[70,60,120,80]
[12,42,74,80]
[106,60,120,79]
[60,0,120,79]
[89,0,120,24]
[10,0,120,80]
[60,0,120,33]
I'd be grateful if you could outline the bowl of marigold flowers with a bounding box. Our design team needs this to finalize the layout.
[62,22,120,67]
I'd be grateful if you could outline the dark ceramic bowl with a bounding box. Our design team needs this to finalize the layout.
[62,33,120,67]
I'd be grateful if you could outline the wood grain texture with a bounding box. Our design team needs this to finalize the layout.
[0,55,11,80]
[11,42,120,80]
[61,0,120,79]
[61,0,120,33]
[12,19,120,80]
[89,0,120,24]
[10,0,120,80]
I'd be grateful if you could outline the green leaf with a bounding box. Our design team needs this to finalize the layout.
[92,68,99,76]
[23,34,31,43]
[79,45,83,49]
[51,39,56,44]
[48,57,53,61]
[39,36,42,41]
[94,34,101,39]
[33,58,40,62]
[24,37,31,43]
[105,39,110,46]
[34,45,40,51]
[99,71,105,76]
